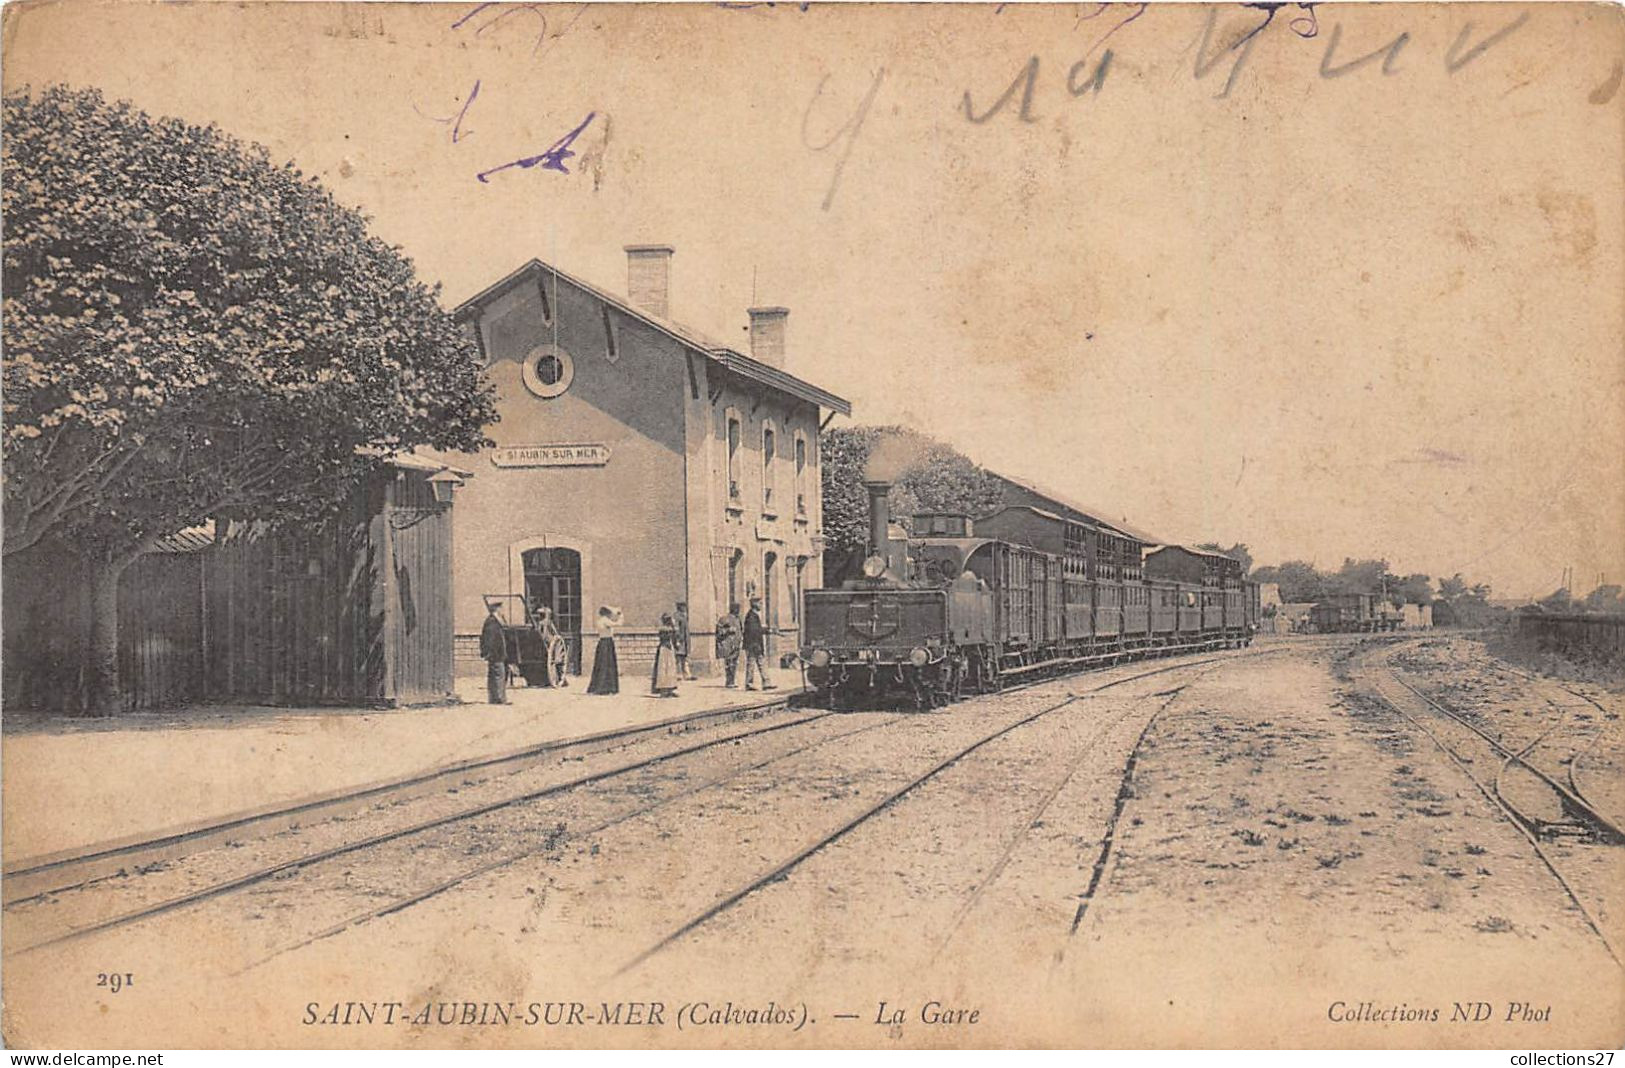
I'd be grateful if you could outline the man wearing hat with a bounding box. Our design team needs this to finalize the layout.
[716,602,743,688]
[743,595,773,691]
[479,600,510,705]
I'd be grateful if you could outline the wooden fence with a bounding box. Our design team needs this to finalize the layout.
[2,465,457,714]
[1514,612,1625,659]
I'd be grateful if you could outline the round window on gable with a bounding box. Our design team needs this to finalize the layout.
[522,345,575,398]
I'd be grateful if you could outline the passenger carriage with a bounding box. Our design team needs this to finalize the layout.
[799,484,1257,709]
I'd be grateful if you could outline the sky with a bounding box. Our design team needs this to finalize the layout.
[4,1,1622,599]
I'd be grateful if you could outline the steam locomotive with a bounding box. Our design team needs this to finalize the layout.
[800,480,1259,708]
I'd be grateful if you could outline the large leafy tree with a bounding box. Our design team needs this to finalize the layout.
[1433,571,1495,626]
[1327,557,1397,598]
[1393,572,1435,605]
[2,86,497,713]
[820,425,1004,580]
[1250,560,1325,603]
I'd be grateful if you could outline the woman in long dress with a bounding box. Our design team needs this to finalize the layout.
[587,606,622,695]
[650,613,680,697]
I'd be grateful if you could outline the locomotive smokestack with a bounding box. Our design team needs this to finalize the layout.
[864,479,891,560]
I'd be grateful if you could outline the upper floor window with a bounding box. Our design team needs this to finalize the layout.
[794,433,808,516]
[762,422,777,514]
[726,413,742,503]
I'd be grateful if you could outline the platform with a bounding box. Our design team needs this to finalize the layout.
[1,670,805,865]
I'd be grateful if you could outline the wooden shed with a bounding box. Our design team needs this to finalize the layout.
[203,458,464,707]
[1,457,465,714]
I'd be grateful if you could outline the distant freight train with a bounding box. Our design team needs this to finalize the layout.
[1307,592,1403,633]
[799,480,1259,708]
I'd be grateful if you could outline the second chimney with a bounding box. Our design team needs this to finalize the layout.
[748,306,789,368]
[625,245,674,319]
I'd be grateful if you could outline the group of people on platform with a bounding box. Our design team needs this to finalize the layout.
[712,598,774,691]
[480,597,773,705]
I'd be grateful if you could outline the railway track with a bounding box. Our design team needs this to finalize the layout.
[931,679,1205,961]
[6,705,845,956]
[2,692,803,906]
[618,650,1271,975]
[11,647,1266,965]
[1492,661,1624,833]
[1359,643,1624,968]
[1377,647,1625,844]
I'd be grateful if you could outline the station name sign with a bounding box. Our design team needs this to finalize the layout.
[491,443,612,468]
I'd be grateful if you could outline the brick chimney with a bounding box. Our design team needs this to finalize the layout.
[747,306,789,368]
[624,245,673,319]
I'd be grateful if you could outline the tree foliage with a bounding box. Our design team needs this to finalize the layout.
[1432,571,1495,626]
[820,425,1004,576]
[1392,573,1435,605]
[1534,584,1624,615]
[2,85,498,713]
[1250,560,1325,603]
[1252,558,1461,613]
[2,85,497,565]
[1582,584,1625,613]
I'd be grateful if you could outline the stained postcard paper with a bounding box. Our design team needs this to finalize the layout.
[1,0,1623,1050]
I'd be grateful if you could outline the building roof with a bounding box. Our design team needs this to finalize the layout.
[155,521,216,554]
[154,452,469,556]
[1146,543,1238,563]
[981,503,1070,525]
[383,451,475,478]
[988,470,1159,544]
[454,258,852,417]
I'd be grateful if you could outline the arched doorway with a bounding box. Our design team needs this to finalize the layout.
[523,547,582,674]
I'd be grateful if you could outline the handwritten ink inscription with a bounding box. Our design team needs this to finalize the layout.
[803,69,887,211]
[413,2,598,184]
[476,112,597,183]
[961,6,1534,122]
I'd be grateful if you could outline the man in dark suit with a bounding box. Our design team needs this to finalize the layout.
[743,595,773,691]
[480,601,510,705]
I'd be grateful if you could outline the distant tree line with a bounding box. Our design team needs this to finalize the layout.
[1249,558,1501,625]
[1250,558,1438,605]
[1529,584,1625,616]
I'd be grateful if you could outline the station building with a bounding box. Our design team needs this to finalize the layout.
[438,245,851,679]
